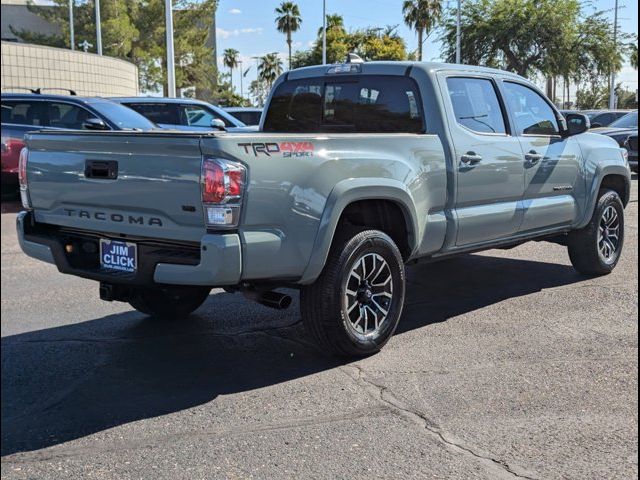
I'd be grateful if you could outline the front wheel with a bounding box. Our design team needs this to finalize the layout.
[568,189,625,276]
[300,228,405,357]
[129,285,211,318]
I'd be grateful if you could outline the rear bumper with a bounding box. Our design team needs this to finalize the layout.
[16,211,242,287]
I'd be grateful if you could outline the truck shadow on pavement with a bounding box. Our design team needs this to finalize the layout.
[1,254,585,457]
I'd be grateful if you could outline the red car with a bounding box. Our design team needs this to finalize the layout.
[1,136,24,192]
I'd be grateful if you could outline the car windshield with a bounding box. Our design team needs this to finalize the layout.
[608,111,638,129]
[90,101,157,130]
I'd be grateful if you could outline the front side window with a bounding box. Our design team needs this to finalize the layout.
[47,102,93,129]
[263,75,424,133]
[1,101,46,126]
[446,77,507,134]
[503,82,560,136]
[181,105,234,128]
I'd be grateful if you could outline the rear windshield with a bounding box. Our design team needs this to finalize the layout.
[263,75,425,133]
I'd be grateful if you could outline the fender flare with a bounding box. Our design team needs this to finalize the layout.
[578,164,631,228]
[299,178,419,284]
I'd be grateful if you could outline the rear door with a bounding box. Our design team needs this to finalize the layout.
[442,75,525,246]
[500,81,582,233]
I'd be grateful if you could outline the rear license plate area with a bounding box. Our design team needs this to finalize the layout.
[100,239,137,273]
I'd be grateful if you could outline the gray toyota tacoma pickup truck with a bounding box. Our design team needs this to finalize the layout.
[17,62,631,357]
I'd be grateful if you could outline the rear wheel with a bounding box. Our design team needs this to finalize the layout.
[568,189,625,276]
[300,228,405,357]
[129,285,211,318]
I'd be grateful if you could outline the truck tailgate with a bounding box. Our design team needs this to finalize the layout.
[25,132,207,243]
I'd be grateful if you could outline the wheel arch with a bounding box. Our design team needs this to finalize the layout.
[578,165,631,228]
[299,178,419,284]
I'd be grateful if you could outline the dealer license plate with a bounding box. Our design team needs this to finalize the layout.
[100,239,137,273]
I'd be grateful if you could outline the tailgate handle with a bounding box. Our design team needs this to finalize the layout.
[85,160,118,179]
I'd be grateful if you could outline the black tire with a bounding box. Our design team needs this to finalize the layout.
[568,189,625,276]
[129,285,211,318]
[300,228,405,357]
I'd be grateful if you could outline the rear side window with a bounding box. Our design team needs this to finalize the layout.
[125,103,179,125]
[1,101,46,126]
[446,77,506,134]
[503,82,559,136]
[263,75,424,133]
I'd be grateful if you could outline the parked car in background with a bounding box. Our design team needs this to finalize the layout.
[592,110,638,156]
[582,110,630,128]
[224,107,263,126]
[1,92,156,191]
[560,109,631,128]
[111,97,248,132]
[625,133,638,172]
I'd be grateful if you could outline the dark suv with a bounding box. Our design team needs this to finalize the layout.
[1,92,156,191]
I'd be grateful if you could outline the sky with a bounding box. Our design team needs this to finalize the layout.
[215,0,639,99]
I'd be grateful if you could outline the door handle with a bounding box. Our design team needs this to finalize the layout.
[525,151,543,164]
[460,152,482,165]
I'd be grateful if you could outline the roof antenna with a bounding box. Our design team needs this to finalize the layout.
[345,53,364,64]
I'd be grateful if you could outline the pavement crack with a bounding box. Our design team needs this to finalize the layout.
[342,365,539,480]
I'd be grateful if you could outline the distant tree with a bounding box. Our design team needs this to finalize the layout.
[258,53,283,88]
[317,13,345,37]
[440,0,625,81]
[223,48,240,91]
[630,42,638,70]
[402,0,442,61]
[249,79,271,107]
[275,1,302,69]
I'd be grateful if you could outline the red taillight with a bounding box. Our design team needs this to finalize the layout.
[201,158,246,227]
[18,147,28,186]
[202,160,226,203]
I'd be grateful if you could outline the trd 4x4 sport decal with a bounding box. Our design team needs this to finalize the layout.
[238,142,314,157]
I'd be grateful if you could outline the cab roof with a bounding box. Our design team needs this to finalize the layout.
[286,61,524,81]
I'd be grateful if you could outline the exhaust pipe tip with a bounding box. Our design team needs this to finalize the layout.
[244,289,292,310]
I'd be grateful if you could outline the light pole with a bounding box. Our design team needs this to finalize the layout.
[69,0,75,50]
[165,0,176,97]
[95,0,102,55]
[239,60,244,100]
[455,0,461,64]
[608,0,619,109]
[322,0,327,65]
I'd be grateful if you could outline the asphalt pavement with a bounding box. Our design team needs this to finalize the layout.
[1,179,638,479]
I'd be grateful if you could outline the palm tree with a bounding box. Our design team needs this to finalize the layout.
[630,43,638,70]
[258,53,283,88]
[275,2,302,69]
[402,0,442,61]
[223,48,240,90]
[317,13,345,37]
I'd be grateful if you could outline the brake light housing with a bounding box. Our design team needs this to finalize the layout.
[18,147,32,209]
[201,157,246,227]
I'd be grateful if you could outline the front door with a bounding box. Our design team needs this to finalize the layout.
[501,81,582,233]
[443,76,526,246]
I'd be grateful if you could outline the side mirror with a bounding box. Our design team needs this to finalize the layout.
[83,118,109,130]
[590,122,603,129]
[563,113,590,137]
[210,118,226,131]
